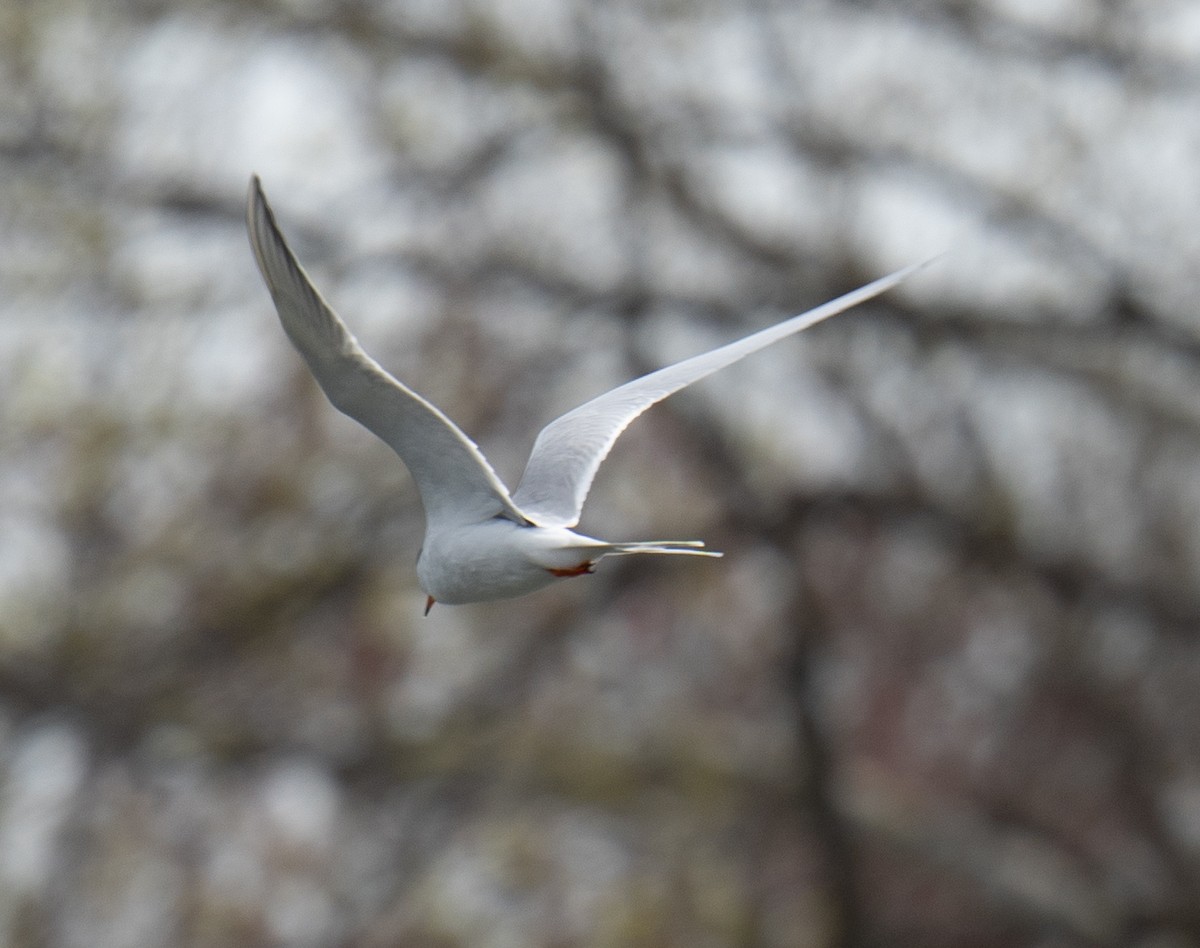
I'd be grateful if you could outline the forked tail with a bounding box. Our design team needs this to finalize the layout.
[604,540,723,558]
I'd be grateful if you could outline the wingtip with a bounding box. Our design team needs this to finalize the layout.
[877,254,941,289]
[246,174,269,223]
[910,251,946,275]
[245,175,275,280]
[874,253,944,305]
[245,175,295,287]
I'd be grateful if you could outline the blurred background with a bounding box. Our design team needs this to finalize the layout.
[2,0,1200,945]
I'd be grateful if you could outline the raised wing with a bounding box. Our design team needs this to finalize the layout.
[511,262,929,527]
[246,176,529,529]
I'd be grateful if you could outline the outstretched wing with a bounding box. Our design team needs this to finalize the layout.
[511,262,929,527]
[246,176,529,529]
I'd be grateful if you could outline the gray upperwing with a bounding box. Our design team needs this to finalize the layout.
[511,262,930,527]
[246,176,529,528]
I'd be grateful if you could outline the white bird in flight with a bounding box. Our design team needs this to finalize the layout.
[246,175,925,613]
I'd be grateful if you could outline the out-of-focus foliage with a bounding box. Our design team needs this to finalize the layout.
[3,0,1200,944]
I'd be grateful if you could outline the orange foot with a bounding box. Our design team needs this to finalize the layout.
[547,561,595,578]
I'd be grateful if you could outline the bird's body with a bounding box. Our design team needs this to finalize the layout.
[417,518,569,607]
[245,175,926,610]
[416,518,708,606]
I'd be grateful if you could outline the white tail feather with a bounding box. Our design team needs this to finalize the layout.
[604,540,723,558]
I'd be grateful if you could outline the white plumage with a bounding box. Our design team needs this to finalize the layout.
[246,175,926,611]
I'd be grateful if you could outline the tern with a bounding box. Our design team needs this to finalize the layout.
[246,175,924,612]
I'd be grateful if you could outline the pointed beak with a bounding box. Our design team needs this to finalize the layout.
[424,595,436,616]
